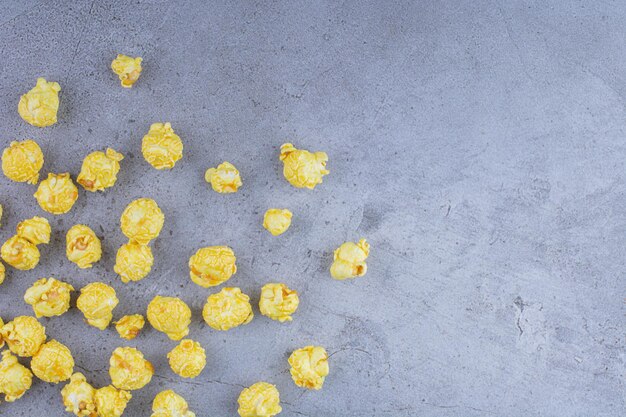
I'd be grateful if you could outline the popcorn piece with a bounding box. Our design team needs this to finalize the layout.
[66,224,102,269]
[0,204,2,226]
[202,287,253,331]
[109,347,153,391]
[146,296,191,341]
[279,143,329,189]
[111,54,143,88]
[115,314,145,340]
[2,140,44,184]
[151,389,195,417]
[114,242,154,283]
[77,148,124,192]
[0,315,46,357]
[330,239,370,280]
[16,216,51,245]
[0,317,3,348]
[1,235,40,270]
[61,372,97,417]
[34,173,79,214]
[95,385,132,417]
[0,350,33,402]
[189,246,236,288]
[141,123,183,170]
[262,209,292,236]
[167,339,206,379]
[205,161,242,193]
[18,78,61,127]
[259,283,299,323]
[24,277,74,318]
[120,198,164,244]
[237,382,282,417]
[31,339,74,383]
[76,282,119,330]
[0,261,4,285]
[288,346,329,390]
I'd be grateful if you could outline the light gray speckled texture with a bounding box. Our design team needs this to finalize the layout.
[0,0,625,416]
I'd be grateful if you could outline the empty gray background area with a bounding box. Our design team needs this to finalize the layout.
[0,0,624,416]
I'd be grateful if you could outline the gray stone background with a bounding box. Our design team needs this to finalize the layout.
[0,0,624,416]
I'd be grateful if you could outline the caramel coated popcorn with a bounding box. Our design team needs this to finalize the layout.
[76,282,119,330]
[66,224,102,269]
[31,339,74,383]
[259,283,299,323]
[2,139,44,184]
[16,216,51,245]
[0,350,33,402]
[142,123,183,170]
[114,242,154,283]
[61,372,97,417]
[237,382,282,417]
[77,148,124,192]
[18,77,61,127]
[95,385,132,417]
[0,316,46,357]
[279,143,329,189]
[1,235,40,270]
[0,262,4,286]
[262,209,292,236]
[288,346,329,390]
[189,246,237,288]
[147,296,191,341]
[24,277,74,318]
[34,173,79,214]
[111,54,143,88]
[205,161,242,193]
[115,314,145,340]
[167,339,206,379]
[202,287,253,331]
[151,389,195,417]
[120,198,164,244]
[330,239,370,280]
[109,346,153,391]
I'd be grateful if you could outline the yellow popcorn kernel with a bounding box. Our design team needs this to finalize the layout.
[111,54,143,88]
[141,123,183,170]
[18,77,61,127]
[115,314,145,340]
[76,282,119,330]
[288,346,329,390]
[151,389,195,417]
[16,216,51,245]
[146,296,191,341]
[61,372,97,417]
[167,339,206,379]
[330,239,370,280]
[189,246,236,288]
[0,350,33,402]
[0,316,46,357]
[77,148,124,192]
[34,173,79,214]
[114,242,154,283]
[204,161,243,193]
[109,346,153,391]
[120,198,164,244]
[66,224,102,269]
[2,140,44,184]
[1,235,40,270]
[0,261,5,286]
[262,209,292,236]
[31,339,74,383]
[279,143,329,189]
[259,283,299,323]
[202,287,253,331]
[237,382,282,417]
[24,277,74,318]
[95,385,132,417]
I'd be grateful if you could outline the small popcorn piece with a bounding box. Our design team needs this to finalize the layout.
[111,54,143,88]
[167,339,206,379]
[202,287,253,331]
[34,173,79,214]
[18,77,61,127]
[279,143,329,189]
[0,262,5,285]
[330,239,370,280]
[1,235,40,270]
[0,204,2,226]
[76,282,119,330]
[109,347,153,391]
[146,296,191,341]
[205,161,242,193]
[0,316,46,357]
[95,385,132,417]
[114,242,154,283]
[262,209,292,236]
[151,389,195,417]
[259,283,299,323]
[141,123,183,170]
[24,277,74,318]
[61,372,97,417]
[16,216,51,245]
[31,339,74,383]
[188,246,237,288]
[115,314,145,340]
[237,382,282,417]
[2,140,44,184]
[120,198,164,244]
[0,350,33,402]
[66,224,102,269]
[77,148,124,192]
[288,346,329,390]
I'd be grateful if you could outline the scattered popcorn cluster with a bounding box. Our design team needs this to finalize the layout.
[0,54,371,417]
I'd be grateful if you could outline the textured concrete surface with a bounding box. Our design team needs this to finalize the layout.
[0,0,625,416]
